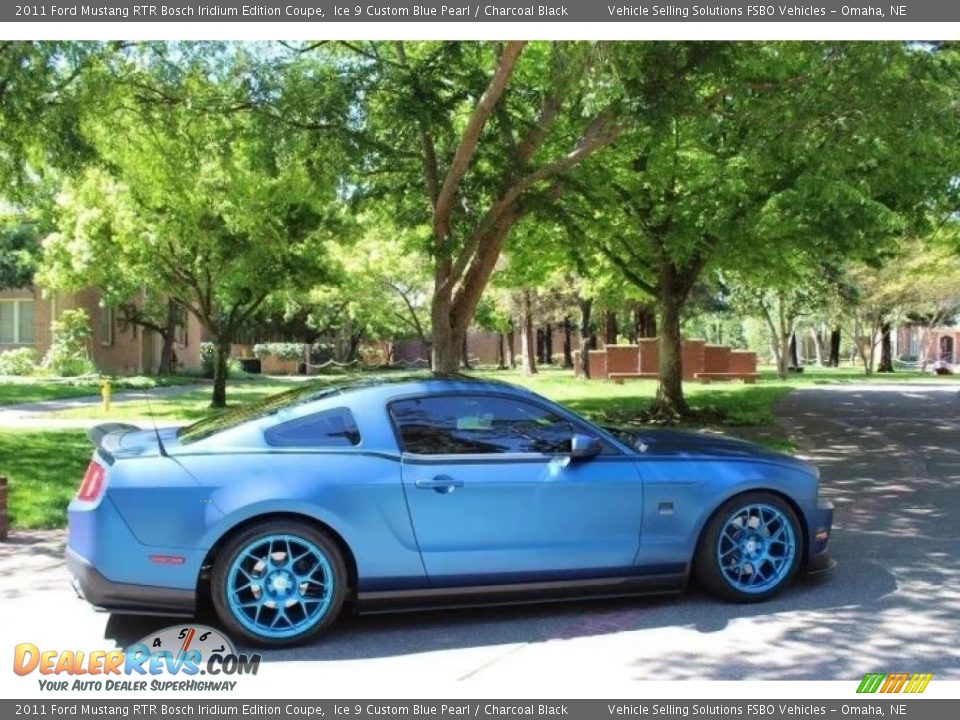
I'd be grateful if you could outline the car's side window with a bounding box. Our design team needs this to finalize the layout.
[264,407,361,447]
[390,395,581,455]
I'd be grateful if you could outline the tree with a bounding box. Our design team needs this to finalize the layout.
[0,42,103,201]
[575,42,959,416]
[843,237,960,373]
[285,230,432,364]
[344,41,626,373]
[40,45,344,406]
[0,219,40,290]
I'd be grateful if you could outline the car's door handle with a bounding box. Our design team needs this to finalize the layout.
[415,475,464,493]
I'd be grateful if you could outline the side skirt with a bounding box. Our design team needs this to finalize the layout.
[355,572,687,614]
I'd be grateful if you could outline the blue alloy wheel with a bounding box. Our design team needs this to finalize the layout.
[694,491,802,602]
[212,522,346,646]
[716,503,796,593]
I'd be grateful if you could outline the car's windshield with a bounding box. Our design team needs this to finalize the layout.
[177,382,340,444]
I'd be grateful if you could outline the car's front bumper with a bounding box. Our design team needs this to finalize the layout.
[807,549,837,574]
[806,498,836,574]
[66,547,195,616]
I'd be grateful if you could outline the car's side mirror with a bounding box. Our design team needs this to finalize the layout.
[570,433,602,461]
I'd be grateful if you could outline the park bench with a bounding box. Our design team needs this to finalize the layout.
[694,372,759,384]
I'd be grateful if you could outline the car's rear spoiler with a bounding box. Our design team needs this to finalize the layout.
[87,423,141,447]
[87,423,140,464]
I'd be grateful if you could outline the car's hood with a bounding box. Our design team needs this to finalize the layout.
[604,426,808,468]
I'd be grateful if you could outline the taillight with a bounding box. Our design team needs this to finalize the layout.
[77,462,105,501]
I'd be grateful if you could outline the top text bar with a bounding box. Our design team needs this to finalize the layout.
[1,1,950,24]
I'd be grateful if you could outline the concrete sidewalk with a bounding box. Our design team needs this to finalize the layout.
[0,381,207,415]
[0,382,206,428]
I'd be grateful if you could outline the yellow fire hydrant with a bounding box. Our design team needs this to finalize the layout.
[100,378,112,413]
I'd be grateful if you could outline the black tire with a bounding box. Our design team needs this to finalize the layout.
[211,520,348,647]
[695,491,803,603]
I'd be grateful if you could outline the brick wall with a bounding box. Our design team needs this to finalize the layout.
[703,345,731,374]
[62,288,144,375]
[637,338,659,373]
[680,340,706,380]
[587,350,607,379]
[605,344,640,374]
[729,351,757,374]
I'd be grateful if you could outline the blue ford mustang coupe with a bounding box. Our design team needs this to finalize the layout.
[67,375,834,646]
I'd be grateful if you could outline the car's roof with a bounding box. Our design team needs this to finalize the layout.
[316,372,529,398]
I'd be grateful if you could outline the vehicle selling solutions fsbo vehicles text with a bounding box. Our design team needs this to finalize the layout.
[606,5,833,17]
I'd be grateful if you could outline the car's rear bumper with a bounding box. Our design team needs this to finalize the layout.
[66,547,195,616]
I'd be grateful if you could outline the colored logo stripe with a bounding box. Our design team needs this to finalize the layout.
[857,674,885,693]
[857,673,932,694]
[905,673,933,693]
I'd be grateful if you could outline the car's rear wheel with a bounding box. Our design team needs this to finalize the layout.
[211,520,347,647]
[695,492,802,602]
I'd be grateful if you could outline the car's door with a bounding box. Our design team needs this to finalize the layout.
[390,393,644,583]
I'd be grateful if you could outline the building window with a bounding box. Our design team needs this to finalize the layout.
[99,306,114,346]
[0,299,35,345]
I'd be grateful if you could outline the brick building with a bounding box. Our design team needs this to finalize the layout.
[896,323,960,365]
[0,286,203,375]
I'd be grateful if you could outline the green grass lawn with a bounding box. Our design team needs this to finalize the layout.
[45,376,306,421]
[1,430,90,528]
[0,374,202,406]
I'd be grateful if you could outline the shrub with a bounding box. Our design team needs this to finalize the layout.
[252,342,304,362]
[199,341,215,377]
[199,341,245,379]
[0,347,38,376]
[41,309,97,377]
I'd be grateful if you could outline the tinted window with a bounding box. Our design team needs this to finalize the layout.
[391,395,575,455]
[265,408,361,447]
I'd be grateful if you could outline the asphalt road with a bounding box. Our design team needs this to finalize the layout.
[3,382,959,687]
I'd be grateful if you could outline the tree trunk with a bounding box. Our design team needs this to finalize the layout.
[828,327,841,367]
[878,320,894,373]
[635,304,657,338]
[430,294,462,374]
[211,338,230,409]
[809,327,824,367]
[520,289,537,375]
[156,299,179,375]
[496,332,507,370]
[562,317,573,368]
[461,334,472,369]
[577,296,593,379]
[507,326,516,368]
[654,288,689,418]
[789,331,799,368]
[545,324,553,364]
[536,328,546,364]
[603,310,618,345]
[757,296,787,380]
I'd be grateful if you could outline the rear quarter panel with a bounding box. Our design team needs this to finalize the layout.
[180,450,426,589]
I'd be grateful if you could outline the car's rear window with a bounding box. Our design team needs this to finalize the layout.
[177,382,340,444]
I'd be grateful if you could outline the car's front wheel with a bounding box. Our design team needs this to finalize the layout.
[211,520,347,647]
[695,492,802,602]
